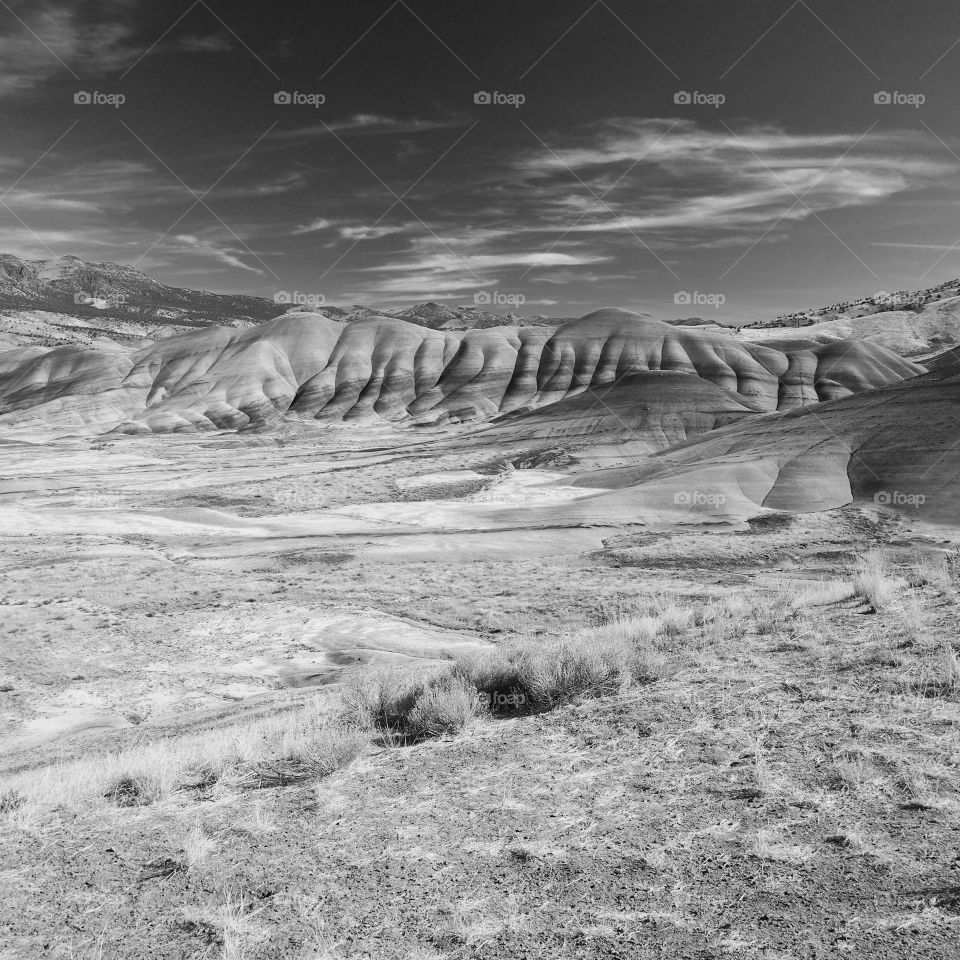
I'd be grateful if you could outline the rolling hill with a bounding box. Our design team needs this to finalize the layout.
[0,307,922,440]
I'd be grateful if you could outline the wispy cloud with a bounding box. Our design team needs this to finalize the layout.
[168,234,264,274]
[274,114,466,140]
[293,217,336,235]
[0,3,242,99]
[513,119,953,238]
[869,241,960,251]
[321,118,955,306]
[171,33,235,54]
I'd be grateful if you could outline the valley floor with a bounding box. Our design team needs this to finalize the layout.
[1,433,958,958]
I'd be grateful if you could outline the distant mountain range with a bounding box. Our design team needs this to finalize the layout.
[0,255,572,350]
[0,254,279,327]
[2,254,960,355]
[303,301,564,330]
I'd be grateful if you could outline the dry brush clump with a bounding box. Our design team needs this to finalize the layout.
[457,620,669,715]
[231,724,367,790]
[852,549,899,611]
[340,667,480,743]
[907,642,960,699]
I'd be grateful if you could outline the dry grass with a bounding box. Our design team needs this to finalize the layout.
[909,642,960,698]
[182,894,264,960]
[897,589,926,643]
[852,550,898,611]
[458,619,668,714]
[3,697,361,815]
[340,667,479,743]
[907,551,950,591]
[182,820,216,873]
[233,725,367,789]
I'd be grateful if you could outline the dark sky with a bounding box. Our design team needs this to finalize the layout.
[2,0,960,322]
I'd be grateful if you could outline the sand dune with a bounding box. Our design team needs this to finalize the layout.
[0,307,922,439]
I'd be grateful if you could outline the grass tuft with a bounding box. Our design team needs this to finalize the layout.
[459,622,667,714]
[340,667,479,743]
[104,773,162,807]
[235,725,367,788]
[852,550,898,611]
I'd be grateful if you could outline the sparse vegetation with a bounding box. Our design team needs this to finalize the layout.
[3,451,957,959]
[182,820,216,874]
[234,724,367,789]
[853,549,899,610]
[340,667,479,743]
[455,622,668,715]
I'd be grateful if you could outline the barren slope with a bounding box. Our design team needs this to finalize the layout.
[568,362,960,524]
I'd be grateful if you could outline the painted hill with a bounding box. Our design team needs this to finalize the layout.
[737,296,960,359]
[564,359,960,524]
[0,307,923,439]
[475,370,766,457]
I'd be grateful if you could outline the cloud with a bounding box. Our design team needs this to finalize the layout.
[213,171,308,200]
[315,117,956,305]
[274,114,466,140]
[169,234,264,274]
[513,119,953,239]
[338,224,410,241]
[0,4,245,99]
[869,242,960,251]
[347,244,609,300]
[292,220,412,240]
[362,251,608,274]
[0,3,142,96]
[172,33,235,54]
[293,218,336,235]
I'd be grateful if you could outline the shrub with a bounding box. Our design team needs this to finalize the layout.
[459,626,667,715]
[340,667,478,743]
[104,773,163,807]
[853,550,897,611]
[405,673,480,740]
[237,725,367,788]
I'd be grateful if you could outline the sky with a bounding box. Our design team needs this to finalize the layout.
[2,0,960,323]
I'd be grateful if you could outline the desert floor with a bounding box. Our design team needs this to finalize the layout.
[1,431,959,958]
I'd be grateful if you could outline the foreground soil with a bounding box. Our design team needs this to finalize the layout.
[3,552,960,958]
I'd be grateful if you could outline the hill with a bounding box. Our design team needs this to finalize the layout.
[565,357,960,524]
[0,308,921,438]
